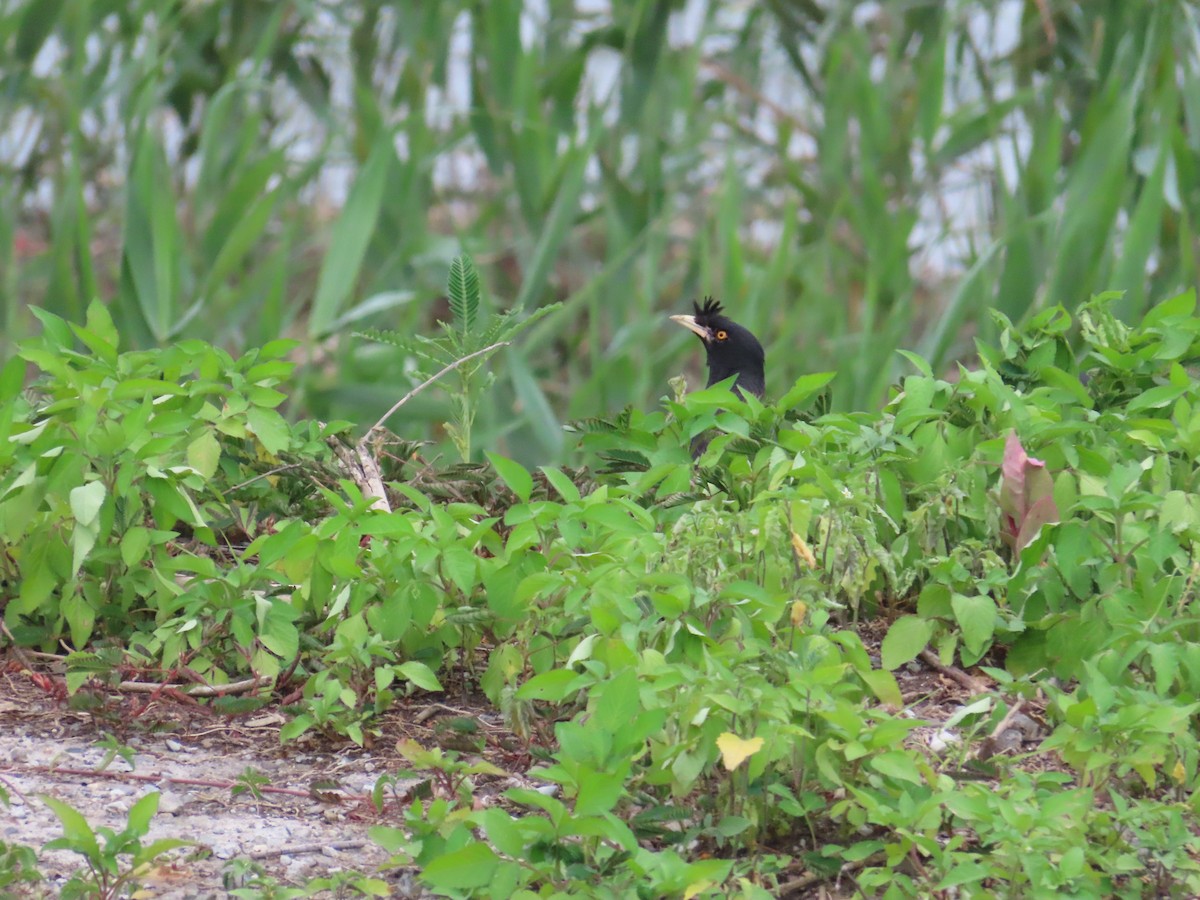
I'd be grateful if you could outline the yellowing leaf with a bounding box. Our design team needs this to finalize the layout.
[69,480,107,527]
[716,732,763,771]
[187,430,221,479]
[247,406,290,456]
[790,600,808,627]
[791,531,816,568]
[1173,759,1186,784]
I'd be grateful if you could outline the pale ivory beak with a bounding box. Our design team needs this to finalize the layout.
[670,314,711,342]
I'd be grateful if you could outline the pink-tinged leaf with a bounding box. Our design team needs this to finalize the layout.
[999,431,1048,540]
[1026,465,1055,507]
[1001,513,1019,548]
[1014,494,1061,552]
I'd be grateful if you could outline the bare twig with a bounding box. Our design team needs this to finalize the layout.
[367,341,511,436]
[919,649,988,693]
[250,840,368,860]
[777,854,880,897]
[0,621,36,670]
[229,464,304,492]
[329,437,391,513]
[6,764,340,801]
[115,675,274,697]
[413,702,484,725]
[1033,0,1057,45]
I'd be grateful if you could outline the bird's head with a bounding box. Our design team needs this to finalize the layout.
[670,297,765,398]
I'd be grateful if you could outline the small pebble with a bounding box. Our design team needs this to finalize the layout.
[157,791,185,814]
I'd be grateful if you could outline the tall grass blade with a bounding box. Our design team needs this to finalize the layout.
[308,132,395,340]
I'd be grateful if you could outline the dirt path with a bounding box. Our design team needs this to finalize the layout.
[0,674,529,897]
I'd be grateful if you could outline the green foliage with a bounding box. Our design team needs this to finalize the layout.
[0,837,41,895]
[41,791,197,899]
[359,253,561,461]
[6,288,1200,894]
[0,301,337,670]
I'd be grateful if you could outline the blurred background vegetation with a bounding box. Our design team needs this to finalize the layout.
[2,0,1198,464]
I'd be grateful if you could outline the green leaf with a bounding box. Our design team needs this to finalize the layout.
[69,481,107,528]
[1142,288,1196,328]
[421,841,499,890]
[246,407,290,456]
[120,526,152,567]
[476,807,525,858]
[860,669,904,708]
[398,661,443,692]
[516,669,579,702]
[539,465,580,502]
[878,619,931,672]
[134,837,197,862]
[485,452,533,502]
[78,301,120,364]
[869,750,924,785]
[575,767,625,816]
[951,594,996,655]
[259,604,300,662]
[125,791,160,835]
[187,431,221,479]
[441,545,478,594]
[895,349,933,377]
[39,795,100,860]
[446,254,480,335]
[0,356,25,402]
[71,522,98,577]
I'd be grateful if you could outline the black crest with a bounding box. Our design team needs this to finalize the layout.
[693,296,723,323]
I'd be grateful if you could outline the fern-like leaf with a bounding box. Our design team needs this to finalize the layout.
[355,327,410,349]
[565,415,623,435]
[446,254,480,335]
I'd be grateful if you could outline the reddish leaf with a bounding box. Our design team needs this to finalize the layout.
[998,431,1058,549]
[1015,494,1061,551]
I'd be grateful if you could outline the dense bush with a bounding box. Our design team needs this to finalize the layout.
[3,288,1200,895]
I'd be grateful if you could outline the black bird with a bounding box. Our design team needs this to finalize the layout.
[670,297,765,400]
[670,298,766,458]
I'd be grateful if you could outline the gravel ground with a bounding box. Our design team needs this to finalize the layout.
[0,672,526,898]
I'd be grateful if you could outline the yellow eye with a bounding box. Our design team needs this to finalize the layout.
[716,330,728,341]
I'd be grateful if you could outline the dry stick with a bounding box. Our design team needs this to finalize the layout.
[230,463,304,493]
[366,341,511,436]
[116,675,274,697]
[986,699,1027,741]
[413,701,482,725]
[1033,0,1057,45]
[4,765,344,801]
[0,621,36,670]
[919,648,988,694]
[329,437,391,513]
[335,340,512,514]
[250,840,368,861]
[776,854,880,898]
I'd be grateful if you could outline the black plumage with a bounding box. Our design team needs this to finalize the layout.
[670,297,765,399]
[670,298,766,459]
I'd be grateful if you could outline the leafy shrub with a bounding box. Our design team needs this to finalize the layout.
[5,288,1200,895]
